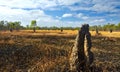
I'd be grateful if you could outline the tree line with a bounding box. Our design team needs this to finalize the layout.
[0,20,24,32]
[90,23,120,31]
[0,20,120,32]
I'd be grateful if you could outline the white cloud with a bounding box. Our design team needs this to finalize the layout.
[69,6,91,11]
[76,13,83,18]
[75,13,89,20]
[62,13,73,17]
[0,0,81,10]
[57,0,80,6]
[92,4,114,12]
[60,21,82,27]
[0,5,81,27]
[0,4,82,27]
[35,0,57,9]
[93,19,106,23]
[0,0,58,10]
[1,0,119,13]
[0,5,61,27]
[0,6,30,23]
[92,0,120,13]
[0,0,36,8]
[108,13,120,17]
[74,13,106,25]
[68,0,120,13]
[82,16,89,20]
[85,18,107,25]
[0,0,119,27]
[56,16,62,19]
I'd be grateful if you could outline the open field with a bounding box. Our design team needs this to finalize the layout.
[1,30,120,37]
[0,30,120,72]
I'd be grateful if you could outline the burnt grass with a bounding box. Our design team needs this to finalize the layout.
[0,34,120,72]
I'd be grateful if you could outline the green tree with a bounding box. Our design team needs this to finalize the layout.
[8,22,15,32]
[26,25,29,29]
[0,21,4,30]
[4,21,9,30]
[14,21,21,31]
[31,20,37,32]
[95,26,99,34]
[61,27,63,32]
[117,23,120,30]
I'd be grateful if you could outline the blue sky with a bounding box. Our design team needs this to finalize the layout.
[0,0,120,27]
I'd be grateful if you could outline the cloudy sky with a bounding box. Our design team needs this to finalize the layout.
[0,0,120,27]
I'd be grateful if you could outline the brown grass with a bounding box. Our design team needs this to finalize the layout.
[0,30,120,72]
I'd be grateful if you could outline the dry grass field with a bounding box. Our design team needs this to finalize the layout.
[0,30,120,72]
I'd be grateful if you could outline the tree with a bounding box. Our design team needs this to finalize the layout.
[0,21,4,30]
[4,21,9,30]
[117,23,120,30]
[26,25,29,29]
[61,27,63,32]
[95,26,99,34]
[31,20,37,32]
[14,21,21,31]
[8,22,15,32]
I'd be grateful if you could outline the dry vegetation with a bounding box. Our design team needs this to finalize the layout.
[0,30,120,72]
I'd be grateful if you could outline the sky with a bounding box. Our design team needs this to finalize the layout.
[0,0,120,27]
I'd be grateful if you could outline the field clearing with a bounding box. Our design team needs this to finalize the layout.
[0,30,120,72]
[1,30,120,37]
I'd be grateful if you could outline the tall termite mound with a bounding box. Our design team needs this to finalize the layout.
[69,24,94,72]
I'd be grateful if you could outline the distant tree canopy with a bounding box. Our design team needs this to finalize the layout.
[0,20,120,32]
[0,20,24,31]
[30,20,37,32]
[30,20,36,28]
[89,23,120,31]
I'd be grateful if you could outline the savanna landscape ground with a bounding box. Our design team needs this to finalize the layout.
[0,30,120,72]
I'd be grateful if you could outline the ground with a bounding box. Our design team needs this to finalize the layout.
[0,30,120,72]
